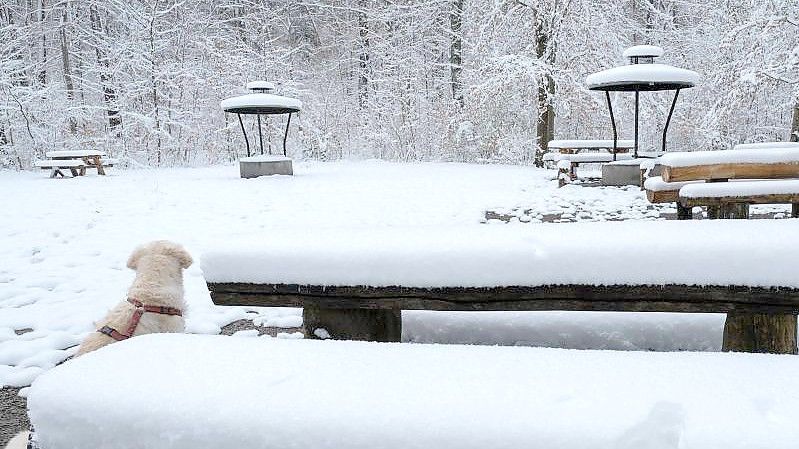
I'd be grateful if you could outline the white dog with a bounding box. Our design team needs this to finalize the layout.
[3,241,193,449]
[75,240,193,356]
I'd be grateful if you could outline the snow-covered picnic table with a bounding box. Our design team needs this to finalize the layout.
[27,333,799,449]
[647,146,799,219]
[34,150,115,178]
[203,221,799,353]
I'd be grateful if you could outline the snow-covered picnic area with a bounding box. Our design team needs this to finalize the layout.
[8,160,794,388]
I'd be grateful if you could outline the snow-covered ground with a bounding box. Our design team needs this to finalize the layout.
[0,161,793,387]
[29,334,799,449]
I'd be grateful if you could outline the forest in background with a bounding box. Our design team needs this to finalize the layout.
[0,0,797,168]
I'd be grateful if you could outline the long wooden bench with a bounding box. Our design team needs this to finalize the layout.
[34,159,86,178]
[203,222,799,354]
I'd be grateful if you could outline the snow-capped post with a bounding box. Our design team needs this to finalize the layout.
[220,82,302,178]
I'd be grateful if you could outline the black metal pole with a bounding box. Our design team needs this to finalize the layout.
[237,113,250,157]
[663,89,681,153]
[634,89,640,158]
[283,112,292,156]
[257,114,264,155]
[606,91,618,162]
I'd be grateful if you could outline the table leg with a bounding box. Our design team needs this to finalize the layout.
[87,156,105,175]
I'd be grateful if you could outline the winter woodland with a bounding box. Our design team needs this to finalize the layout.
[0,0,797,168]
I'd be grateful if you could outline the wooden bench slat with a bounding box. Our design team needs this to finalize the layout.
[663,162,799,182]
[643,176,703,204]
[682,193,799,207]
[45,150,106,158]
[208,282,799,314]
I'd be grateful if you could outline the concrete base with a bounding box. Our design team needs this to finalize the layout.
[239,155,293,178]
[601,160,644,186]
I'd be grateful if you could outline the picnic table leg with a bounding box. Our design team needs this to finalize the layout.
[722,312,797,354]
[718,203,749,219]
[69,167,79,177]
[792,203,799,218]
[303,305,402,342]
[676,203,692,220]
[93,156,106,175]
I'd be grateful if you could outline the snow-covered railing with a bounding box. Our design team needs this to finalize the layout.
[25,333,799,449]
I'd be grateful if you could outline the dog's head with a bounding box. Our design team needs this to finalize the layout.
[127,240,193,271]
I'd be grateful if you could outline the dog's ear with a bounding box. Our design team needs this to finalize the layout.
[162,243,193,269]
[126,245,147,270]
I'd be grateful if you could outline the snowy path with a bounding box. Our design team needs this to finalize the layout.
[0,161,780,387]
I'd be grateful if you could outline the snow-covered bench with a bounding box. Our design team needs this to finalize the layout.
[25,333,799,449]
[34,159,86,178]
[546,139,634,155]
[203,222,799,353]
[651,146,799,218]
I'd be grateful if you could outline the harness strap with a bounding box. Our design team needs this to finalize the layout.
[97,298,183,341]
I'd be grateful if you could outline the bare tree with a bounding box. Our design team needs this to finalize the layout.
[450,0,464,107]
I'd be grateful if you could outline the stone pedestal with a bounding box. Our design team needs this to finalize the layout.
[239,155,293,178]
[601,159,645,186]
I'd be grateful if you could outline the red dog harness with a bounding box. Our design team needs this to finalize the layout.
[98,298,183,341]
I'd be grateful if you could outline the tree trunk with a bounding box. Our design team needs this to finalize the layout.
[38,0,46,85]
[148,2,162,164]
[90,5,121,131]
[791,101,799,142]
[59,9,77,135]
[357,0,369,109]
[533,14,555,167]
[449,0,464,107]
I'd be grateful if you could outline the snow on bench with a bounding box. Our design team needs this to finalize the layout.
[733,142,799,151]
[679,180,799,218]
[27,334,799,449]
[201,222,799,288]
[547,139,634,150]
[45,150,106,158]
[204,222,799,352]
[34,160,85,168]
[660,148,799,182]
[680,179,799,199]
